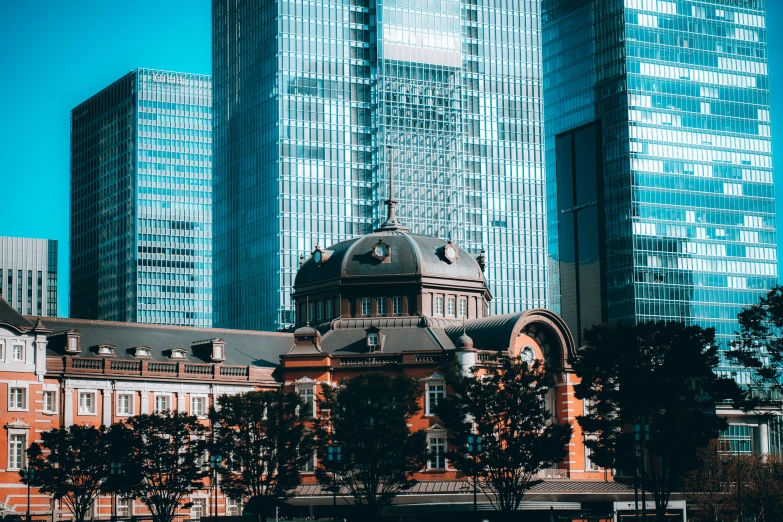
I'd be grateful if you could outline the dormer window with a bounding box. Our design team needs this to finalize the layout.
[134,347,152,358]
[210,340,226,362]
[191,338,226,363]
[66,331,81,354]
[367,333,379,353]
[170,349,187,360]
[97,345,116,356]
[366,329,384,353]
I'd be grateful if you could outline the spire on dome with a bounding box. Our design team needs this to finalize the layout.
[375,147,409,233]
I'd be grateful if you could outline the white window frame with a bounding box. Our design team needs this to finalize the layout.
[9,386,28,411]
[12,343,24,362]
[153,393,172,414]
[190,497,206,520]
[447,297,455,316]
[316,300,323,321]
[116,392,134,416]
[392,296,402,315]
[190,395,208,418]
[325,299,333,319]
[8,432,26,470]
[42,390,57,414]
[116,498,131,518]
[377,297,387,316]
[367,332,380,352]
[296,385,316,419]
[435,296,444,316]
[585,445,600,471]
[425,381,445,416]
[78,391,97,416]
[300,448,317,473]
[0,340,5,361]
[459,298,467,318]
[427,433,447,470]
[225,498,240,517]
[361,297,371,316]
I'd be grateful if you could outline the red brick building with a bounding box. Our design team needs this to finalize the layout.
[1,207,637,519]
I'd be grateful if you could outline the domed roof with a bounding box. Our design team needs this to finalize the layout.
[294,230,486,288]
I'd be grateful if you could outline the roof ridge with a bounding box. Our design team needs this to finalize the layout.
[36,317,293,337]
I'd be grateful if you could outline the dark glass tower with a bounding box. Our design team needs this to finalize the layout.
[543,0,777,348]
[70,69,213,326]
[213,0,547,331]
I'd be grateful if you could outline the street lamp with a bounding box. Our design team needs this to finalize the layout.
[326,445,342,522]
[633,424,649,520]
[467,435,482,512]
[110,462,122,522]
[21,467,34,522]
[209,455,222,521]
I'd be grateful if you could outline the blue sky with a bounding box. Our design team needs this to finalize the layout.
[0,1,781,317]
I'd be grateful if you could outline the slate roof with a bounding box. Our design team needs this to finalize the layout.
[38,317,294,368]
[294,230,485,288]
[317,317,458,354]
[444,311,528,351]
[0,296,34,331]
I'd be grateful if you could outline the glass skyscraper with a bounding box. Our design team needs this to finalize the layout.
[0,237,58,317]
[213,0,547,331]
[543,0,776,350]
[71,69,213,327]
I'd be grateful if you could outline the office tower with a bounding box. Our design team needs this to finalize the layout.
[71,69,213,327]
[0,237,58,316]
[543,0,776,348]
[213,0,547,331]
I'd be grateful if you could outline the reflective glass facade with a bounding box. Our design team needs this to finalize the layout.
[544,0,776,349]
[213,0,546,331]
[71,69,212,326]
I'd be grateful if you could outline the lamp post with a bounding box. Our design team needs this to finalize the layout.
[110,462,122,522]
[209,455,222,521]
[327,445,342,522]
[634,424,649,520]
[737,446,743,522]
[21,467,34,522]
[467,434,482,512]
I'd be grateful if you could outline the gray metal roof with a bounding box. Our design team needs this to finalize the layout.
[294,230,485,288]
[39,317,294,368]
[0,296,34,331]
[319,317,456,354]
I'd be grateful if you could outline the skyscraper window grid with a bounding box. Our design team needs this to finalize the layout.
[0,237,58,317]
[462,0,548,315]
[543,0,776,351]
[71,69,213,327]
[213,0,548,330]
[213,0,375,331]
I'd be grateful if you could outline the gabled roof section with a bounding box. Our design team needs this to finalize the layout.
[0,296,34,332]
[316,317,457,354]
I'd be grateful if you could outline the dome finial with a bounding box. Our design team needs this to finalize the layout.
[375,147,409,232]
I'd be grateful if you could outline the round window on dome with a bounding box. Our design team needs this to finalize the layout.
[371,240,390,261]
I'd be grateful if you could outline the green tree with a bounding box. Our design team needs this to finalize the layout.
[726,285,783,409]
[436,357,572,511]
[24,425,111,522]
[211,390,313,521]
[314,374,427,516]
[573,322,742,521]
[121,413,208,522]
